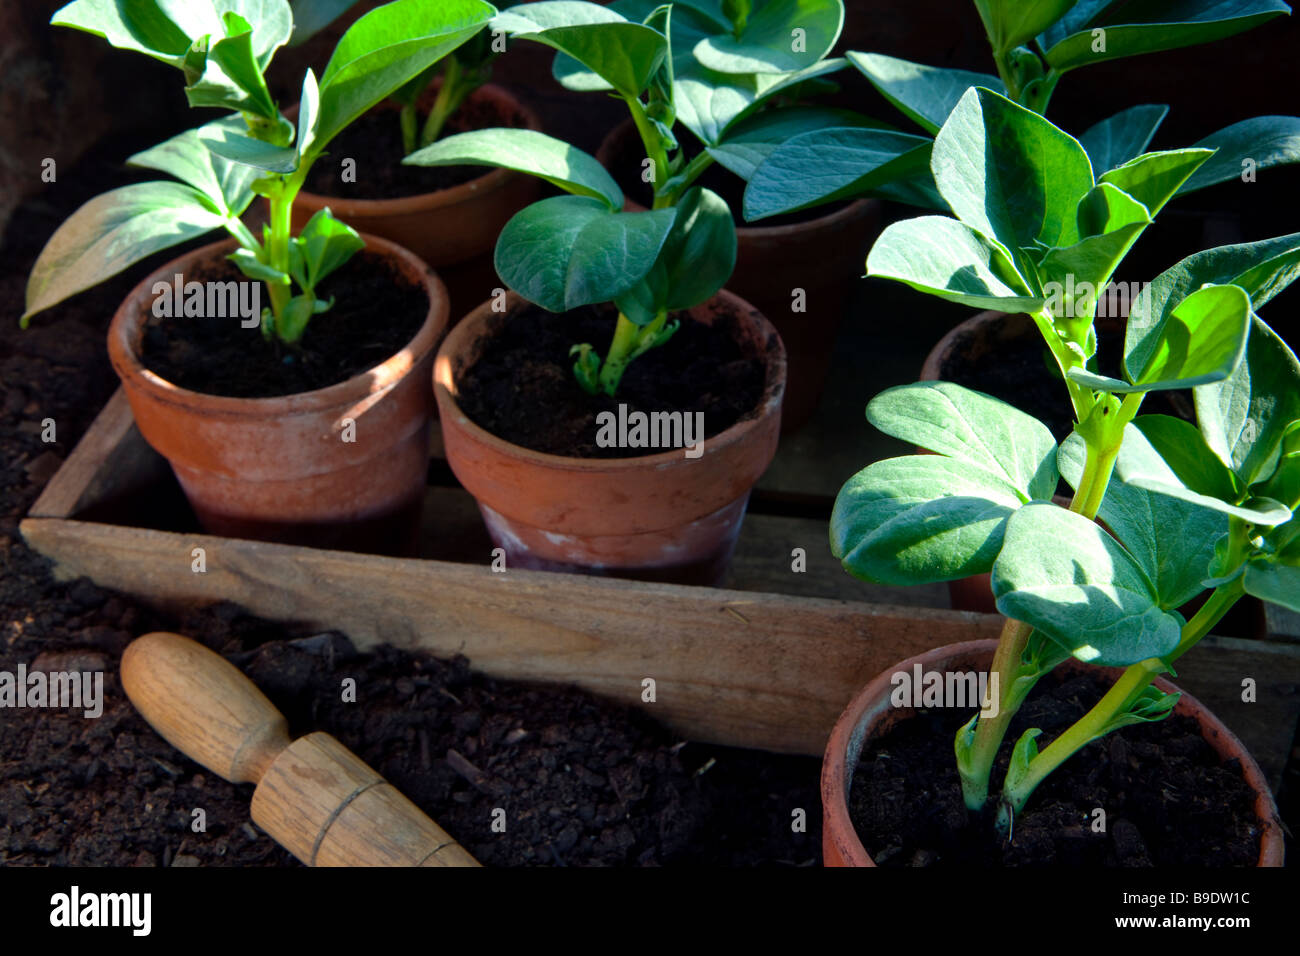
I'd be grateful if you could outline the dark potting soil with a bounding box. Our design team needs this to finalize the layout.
[138,250,427,398]
[455,303,767,457]
[849,670,1264,866]
[940,319,1193,443]
[604,122,847,229]
[0,121,823,868]
[303,90,530,200]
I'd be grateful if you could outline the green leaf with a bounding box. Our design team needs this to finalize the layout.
[51,0,198,66]
[692,0,843,74]
[295,68,321,163]
[614,186,735,322]
[1098,148,1214,218]
[199,116,300,173]
[1080,104,1169,173]
[846,51,1004,135]
[741,126,932,220]
[228,248,290,285]
[23,182,228,322]
[932,87,1094,259]
[185,11,279,119]
[496,1,666,98]
[707,105,888,181]
[315,0,495,150]
[494,196,676,312]
[290,207,364,290]
[1119,282,1252,391]
[127,127,258,216]
[832,455,1028,586]
[1244,561,1300,613]
[865,382,1059,500]
[405,128,623,208]
[1179,115,1300,194]
[1133,416,1240,503]
[973,0,1076,53]
[992,504,1183,666]
[866,216,1044,312]
[1058,429,1226,610]
[1041,0,1291,73]
[1099,685,1180,736]
[1196,315,1300,489]
[1038,186,1149,305]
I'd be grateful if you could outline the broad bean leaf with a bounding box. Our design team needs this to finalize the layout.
[24,182,229,322]
[315,0,495,150]
[1097,148,1213,218]
[1179,115,1300,194]
[693,0,843,74]
[127,127,258,216]
[865,382,1059,500]
[846,51,1004,135]
[866,216,1044,312]
[992,504,1183,666]
[1243,562,1300,612]
[494,195,676,312]
[742,127,932,220]
[707,106,887,182]
[406,129,623,208]
[932,88,1093,259]
[973,0,1076,53]
[831,456,1028,586]
[199,116,299,173]
[289,207,363,291]
[1040,0,1291,73]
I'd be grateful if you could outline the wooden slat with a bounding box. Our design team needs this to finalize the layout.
[20,514,1003,756]
[29,389,141,519]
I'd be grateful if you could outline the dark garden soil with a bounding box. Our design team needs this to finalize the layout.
[0,129,821,868]
[603,121,847,229]
[139,251,427,398]
[302,89,531,200]
[850,669,1265,866]
[941,319,1193,444]
[455,303,766,457]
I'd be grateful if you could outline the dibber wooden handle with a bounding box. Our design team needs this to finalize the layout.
[121,632,479,867]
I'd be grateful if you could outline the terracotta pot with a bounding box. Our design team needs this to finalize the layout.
[433,291,786,585]
[108,235,449,554]
[821,639,1285,867]
[596,119,878,432]
[290,84,541,319]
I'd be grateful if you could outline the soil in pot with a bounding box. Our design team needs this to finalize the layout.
[850,668,1263,866]
[302,89,531,201]
[454,302,765,458]
[139,250,427,398]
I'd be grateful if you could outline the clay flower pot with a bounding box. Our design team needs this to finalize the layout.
[433,291,786,585]
[821,639,1285,867]
[290,84,541,318]
[108,235,449,554]
[597,119,878,432]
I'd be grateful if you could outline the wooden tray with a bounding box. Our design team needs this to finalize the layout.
[21,389,1300,789]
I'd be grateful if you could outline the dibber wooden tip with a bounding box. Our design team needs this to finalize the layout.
[121,631,479,867]
[121,631,290,785]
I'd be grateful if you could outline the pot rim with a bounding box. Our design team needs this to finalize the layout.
[433,289,786,474]
[596,117,877,239]
[290,83,542,217]
[821,638,1285,867]
[107,234,448,421]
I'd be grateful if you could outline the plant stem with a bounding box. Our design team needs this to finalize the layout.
[624,95,671,209]
[599,312,646,395]
[958,616,1035,810]
[400,103,418,155]
[420,58,467,148]
[664,151,716,206]
[997,576,1247,829]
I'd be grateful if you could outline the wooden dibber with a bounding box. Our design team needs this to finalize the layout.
[121,631,479,867]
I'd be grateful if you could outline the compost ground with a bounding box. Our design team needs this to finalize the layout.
[0,129,819,868]
[455,302,766,457]
[850,669,1265,866]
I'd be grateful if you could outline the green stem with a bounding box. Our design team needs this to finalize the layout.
[990,47,1022,103]
[625,95,671,209]
[664,151,715,206]
[997,576,1247,828]
[400,103,418,155]
[224,217,260,252]
[420,59,467,148]
[598,312,647,395]
[958,616,1035,811]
